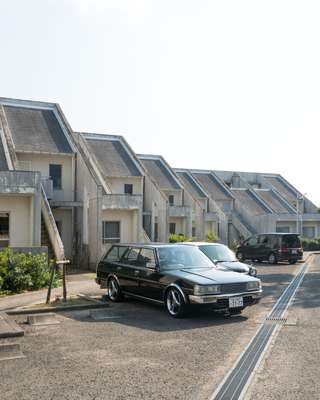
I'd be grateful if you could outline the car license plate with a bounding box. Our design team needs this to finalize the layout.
[229,296,243,308]
[292,250,297,254]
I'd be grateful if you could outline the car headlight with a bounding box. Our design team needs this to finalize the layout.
[194,284,221,295]
[247,280,261,291]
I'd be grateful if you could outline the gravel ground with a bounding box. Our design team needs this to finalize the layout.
[0,260,307,400]
[245,254,320,400]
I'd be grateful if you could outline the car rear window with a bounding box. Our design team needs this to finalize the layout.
[282,235,301,247]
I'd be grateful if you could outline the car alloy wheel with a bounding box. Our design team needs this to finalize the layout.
[107,277,122,302]
[268,253,277,264]
[165,287,186,318]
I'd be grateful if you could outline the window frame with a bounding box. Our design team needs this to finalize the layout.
[0,212,10,247]
[168,195,174,205]
[49,164,62,190]
[102,221,121,244]
[169,222,176,235]
[124,184,133,195]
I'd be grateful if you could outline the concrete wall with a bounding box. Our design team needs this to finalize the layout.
[0,195,32,246]
[143,174,168,242]
[107,176,143,195]
[163,189,183,205]
[17,153,74,202]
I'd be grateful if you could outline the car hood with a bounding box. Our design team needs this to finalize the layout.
[168,267,258,285]
[216,261,250,274]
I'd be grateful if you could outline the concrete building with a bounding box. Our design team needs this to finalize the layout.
[0,97,79,262]
[215,170,320,239]
[74,133,153,269]
[0,96,319,271]
[138,155,194,239]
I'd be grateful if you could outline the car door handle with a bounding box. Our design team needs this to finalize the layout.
[134,270,140,276]
[116,266,122,271]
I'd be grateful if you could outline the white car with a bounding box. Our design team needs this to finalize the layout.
[179,242,257,276]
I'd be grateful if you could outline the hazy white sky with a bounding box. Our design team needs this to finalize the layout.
[0,0,319,204]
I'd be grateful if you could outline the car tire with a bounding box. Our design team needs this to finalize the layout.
[107,276,123,302]
[236,251,245,262]
[289,259,297,265]
[165,287,187,318]
[268,253,277,264]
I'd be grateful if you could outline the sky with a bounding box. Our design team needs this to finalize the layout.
[0,0,319,205]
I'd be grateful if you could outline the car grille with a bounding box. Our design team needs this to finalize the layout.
[221,282,248,294]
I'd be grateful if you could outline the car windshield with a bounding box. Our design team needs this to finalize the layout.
[199,245,237,262]
[158,246,212,270]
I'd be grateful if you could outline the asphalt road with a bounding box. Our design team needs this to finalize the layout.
[0,259,313,400]
[246,255,320,400]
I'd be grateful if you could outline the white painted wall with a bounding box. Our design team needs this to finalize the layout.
[53,208,73,259]
[106,176,143,195]
[0,195,32,246]
[17,153,74,202]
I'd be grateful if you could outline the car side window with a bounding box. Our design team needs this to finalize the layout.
[123,248,141,266]
[138,248,156,269]
[247,236,258,246]
[104,246,127,262]
[260,236,269,245]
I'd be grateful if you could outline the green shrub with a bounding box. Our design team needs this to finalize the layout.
[0,249,60,295]
[205,230,220,243]
[169,234,192,243]
[301,237,320,251]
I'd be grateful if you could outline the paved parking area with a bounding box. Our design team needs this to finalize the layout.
[0,259,313,400]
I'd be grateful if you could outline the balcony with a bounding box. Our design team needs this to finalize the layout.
[205,211,218,222]
[169,205,191,218]
[102,194,143,210]
[0,171,40,195]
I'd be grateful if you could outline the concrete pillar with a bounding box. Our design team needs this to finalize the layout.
[33,177,41,246]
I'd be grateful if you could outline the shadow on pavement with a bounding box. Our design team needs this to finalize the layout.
[62,298,248,332]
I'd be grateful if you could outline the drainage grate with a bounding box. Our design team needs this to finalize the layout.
[264,317,287,325]
[210,261,309,400]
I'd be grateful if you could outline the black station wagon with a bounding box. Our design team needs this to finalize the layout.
[96,244,262,318]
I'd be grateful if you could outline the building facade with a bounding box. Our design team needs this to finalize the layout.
[0,97,319,270]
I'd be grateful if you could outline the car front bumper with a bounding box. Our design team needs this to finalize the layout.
[188,290,262,305]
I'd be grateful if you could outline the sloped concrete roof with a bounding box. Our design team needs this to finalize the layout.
[139,157,181,190]
[192,173,231,201]
[176,171,207,198]
[231,189,268,215]
[255,189,290,213]
[264,176,297,206]
[3,105,73,154]
[84,136,142,177]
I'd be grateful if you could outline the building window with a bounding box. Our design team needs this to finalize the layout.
[168,195,174,205]
[154,223,158,242]
[302,226,315,238]
[124,184,133,195]
[192,227,196,237]
[102,221,120,244]
[276,226,290,233]
[49,164,62,189]
[169,222,176,234]
[0,213,9,247]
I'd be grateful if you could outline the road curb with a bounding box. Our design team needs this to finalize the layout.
[6,302,109,316]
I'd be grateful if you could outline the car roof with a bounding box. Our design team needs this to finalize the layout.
[255,233,300,236]
[179,242,224,246]
[109,243,190,248]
